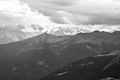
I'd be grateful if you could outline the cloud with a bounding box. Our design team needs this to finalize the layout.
[0,0,120,34]
[1,0,120,26]
[0,0,55,27]
[20,0,120,25]
[65,0,120,25]
[40,0,76,6]
[20,0,77,24]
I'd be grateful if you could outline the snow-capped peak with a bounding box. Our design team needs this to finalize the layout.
[2,24,120,37]
[17,24,85,36]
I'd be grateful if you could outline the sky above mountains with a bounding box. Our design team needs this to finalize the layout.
[0,0,120,32]
[21,0,120,25]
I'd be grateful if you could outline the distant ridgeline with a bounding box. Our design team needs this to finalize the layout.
[1,23,120,44]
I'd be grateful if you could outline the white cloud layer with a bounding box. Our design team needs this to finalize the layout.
[0,0,120,34]
[0,0,55,26]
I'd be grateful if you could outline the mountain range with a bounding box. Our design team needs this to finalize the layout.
[0,24,81,44]
[0,31,120,80]
[1,24,120,44]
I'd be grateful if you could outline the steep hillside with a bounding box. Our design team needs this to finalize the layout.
[0,31,120,80]
[41,51,120,80]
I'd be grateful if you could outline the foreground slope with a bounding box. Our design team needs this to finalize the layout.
[41,50,120,80]
[0,31,120,80]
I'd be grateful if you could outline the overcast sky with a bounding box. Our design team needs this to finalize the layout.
[0,0,120,27]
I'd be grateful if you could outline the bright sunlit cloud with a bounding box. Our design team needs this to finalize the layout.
[0,0,55,26]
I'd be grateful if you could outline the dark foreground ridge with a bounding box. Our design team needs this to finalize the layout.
[41,50,120,80]
[0,31,120,80]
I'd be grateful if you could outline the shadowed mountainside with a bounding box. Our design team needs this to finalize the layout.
[0,31,120,79]
[41,50,120,80]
